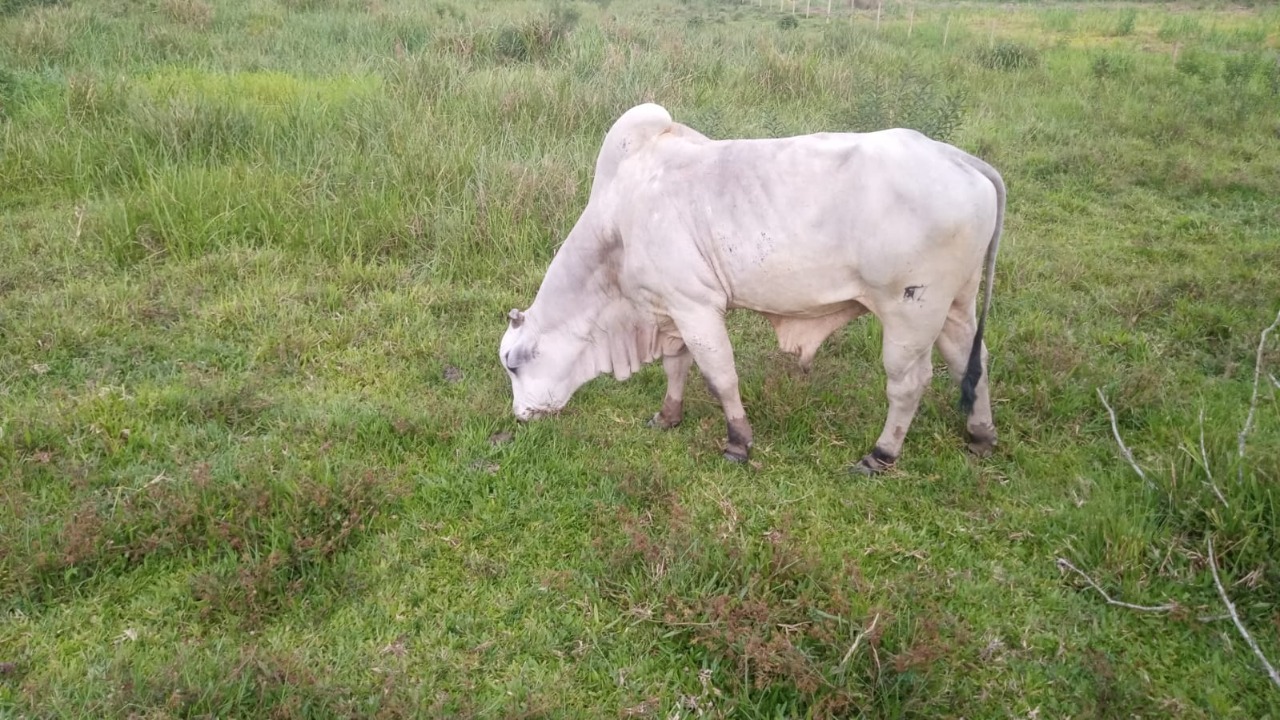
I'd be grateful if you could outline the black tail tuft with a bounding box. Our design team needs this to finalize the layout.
[959,317,985,415]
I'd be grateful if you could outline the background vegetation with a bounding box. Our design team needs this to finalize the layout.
[2,0,1279,716]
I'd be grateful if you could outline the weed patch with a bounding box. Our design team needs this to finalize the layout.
[4,461,404,617]
[594,474,959,717]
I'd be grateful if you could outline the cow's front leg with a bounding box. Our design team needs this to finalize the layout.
[671,310,752,463]
[648,346,693,429]
[854,327,936,475]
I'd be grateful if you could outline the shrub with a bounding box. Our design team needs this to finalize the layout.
[778,14,798,30]
[1175,48,1216,81]
[838,74,966,143]
[1223,52,1261,89]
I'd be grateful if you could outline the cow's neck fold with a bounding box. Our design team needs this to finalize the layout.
[529,214,660,382]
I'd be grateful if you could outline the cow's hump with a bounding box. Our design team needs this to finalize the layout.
[591,103,674,193]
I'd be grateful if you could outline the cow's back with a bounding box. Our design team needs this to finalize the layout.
[614,128,999,317]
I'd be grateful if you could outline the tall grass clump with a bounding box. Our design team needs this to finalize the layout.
[1158,15,1202,42]
[1042,8,1075,34]
[974,41,1039,71]
[488,1,581,63]
[1109,8,1136,37]
[0,0,61,15]
[1090,51,1135,80]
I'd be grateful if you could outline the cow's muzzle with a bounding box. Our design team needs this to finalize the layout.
[514,406,556,422]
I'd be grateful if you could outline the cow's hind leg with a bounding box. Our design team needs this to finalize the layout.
[649,346,694,429]
[669,310,752,463]
[935,298,997,456]
[853,315,943,475]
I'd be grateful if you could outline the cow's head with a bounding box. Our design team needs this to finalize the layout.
[499,308,594,421]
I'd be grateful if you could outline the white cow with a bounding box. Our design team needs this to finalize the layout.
[500,103,1003,473]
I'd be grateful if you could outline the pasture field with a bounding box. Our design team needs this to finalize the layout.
[2,0,1280,716]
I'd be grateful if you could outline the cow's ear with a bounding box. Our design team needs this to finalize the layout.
[508,309,525,328]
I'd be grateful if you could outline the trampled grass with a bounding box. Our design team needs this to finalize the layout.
[2,0,1279,717]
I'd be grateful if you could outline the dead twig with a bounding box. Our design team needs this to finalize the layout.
[1238,307,1280,483]
[1097,389,1154,490]
[1207,536,1280,691]
[1056,558,1178,613]
[1199,408,1228,507]
[839,612,880,669]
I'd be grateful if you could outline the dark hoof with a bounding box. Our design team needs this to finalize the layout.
[965,427,997,458]
[649,398,683,429]
[850,448,896,476]
[855,456,885,474]
[850,459,879,476]
[645,412,675,427]
[723,448,749,463]
[966,439,995,458]
[648,412,681,430]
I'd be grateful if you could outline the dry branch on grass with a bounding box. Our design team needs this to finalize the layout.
[1208,536,1280,691]
[1066,310,1280,693]
[1199,408,1228,508]
[1055,558,1179,614]
[1097,388,1153,490]
[1238,307,1280,483]
[839,612,881,669]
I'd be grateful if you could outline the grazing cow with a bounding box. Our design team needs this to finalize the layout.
[499,103,1004,473]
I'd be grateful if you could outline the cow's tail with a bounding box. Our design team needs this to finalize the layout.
[959,154,1005,416]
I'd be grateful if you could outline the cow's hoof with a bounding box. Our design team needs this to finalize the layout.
[966,439,995,458]
[965,428,997,458]
[851,448,896,476]
[723,448,750,463]
[850,458,883,476]
[648,397,683,429]
[648,412,681,430]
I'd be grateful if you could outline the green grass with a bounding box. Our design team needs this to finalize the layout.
[2,0,1280,717]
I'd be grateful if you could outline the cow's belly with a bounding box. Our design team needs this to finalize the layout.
[723,261,868,317]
